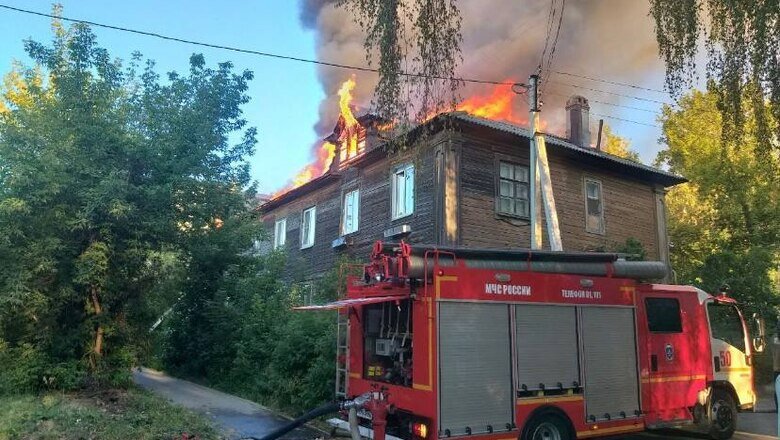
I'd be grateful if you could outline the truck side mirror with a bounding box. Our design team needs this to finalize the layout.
[752,313,765,353]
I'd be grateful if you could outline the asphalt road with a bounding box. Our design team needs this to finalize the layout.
[133,368,322,440]
[133,368,777,440]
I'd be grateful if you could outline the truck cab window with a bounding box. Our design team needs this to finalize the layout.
[363,300,413,387]
[645,298,682,333]
[708,303,746,352]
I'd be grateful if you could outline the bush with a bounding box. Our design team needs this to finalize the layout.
[0,341,46,394]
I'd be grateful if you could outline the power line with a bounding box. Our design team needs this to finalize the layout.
[548,79,672,105]
[0,3,521,88]
[545,91,660,115]
[591,112,661,128]
[553,70,667,94]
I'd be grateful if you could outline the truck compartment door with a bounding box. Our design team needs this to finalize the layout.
[580,307,641,422]
[439,302,513,436]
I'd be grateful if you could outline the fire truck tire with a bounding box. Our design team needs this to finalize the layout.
[708,388,737,440]
[522,411,573,440]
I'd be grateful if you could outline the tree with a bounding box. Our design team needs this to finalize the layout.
[0,15,258,388]
[600,125,641,162]
[657,89,780,312]
[650,1,779,153]
[338,0,462,126]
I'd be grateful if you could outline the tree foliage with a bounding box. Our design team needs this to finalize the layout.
[657,89,780,313]
[650,1,780,153]
[600,125,641,162]
[338,0,462,127]
[0,16,258,389]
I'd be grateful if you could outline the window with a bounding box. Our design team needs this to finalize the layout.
[273,218,287,249]
[645,298,682,333]
[585,178,604,234]
[392,164,415,219]
[497,161,529,217]
[342,189,359,235]
[300,206,316,249]
[708,303,746,352]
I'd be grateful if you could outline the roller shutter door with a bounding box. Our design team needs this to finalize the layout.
[439,302,513,436]
[515,305,579,391]
[580,307,640,421]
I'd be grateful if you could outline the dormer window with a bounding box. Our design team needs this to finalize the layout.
[339,129,366,166]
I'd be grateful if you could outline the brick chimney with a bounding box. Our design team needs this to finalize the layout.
[566,95,591,148]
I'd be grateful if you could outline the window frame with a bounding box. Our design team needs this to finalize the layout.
[300,206,316,249]
[584,177,605,235]
[341,189,360,236]
[645,297,683,333]
[273,218,287,249]
[391,164,415,220]
[495,159,530,219]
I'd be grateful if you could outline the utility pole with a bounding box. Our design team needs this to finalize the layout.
[528,75,563,251]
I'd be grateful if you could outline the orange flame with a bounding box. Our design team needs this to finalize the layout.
[272,78,360,199]
[455,82,527,125]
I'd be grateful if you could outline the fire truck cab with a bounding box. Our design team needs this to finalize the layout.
[300,242,764,440]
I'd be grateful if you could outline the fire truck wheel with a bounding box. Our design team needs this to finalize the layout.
[708,388,737,440]
[523,412,572,440]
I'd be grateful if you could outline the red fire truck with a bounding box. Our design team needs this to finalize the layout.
[298,242,765,440]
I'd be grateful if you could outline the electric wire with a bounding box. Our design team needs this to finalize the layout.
[540,0,566,94]
[549,79,672,105]
[591,112,661,128]
[545,90,661,115]
[0,3,669,131]
[553,70,667,94]
[0,3,523,88]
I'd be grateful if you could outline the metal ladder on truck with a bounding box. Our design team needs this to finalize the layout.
[335,309,349,399]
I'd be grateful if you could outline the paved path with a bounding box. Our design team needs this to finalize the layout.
[133,368,323,440]
[135,367,777,440]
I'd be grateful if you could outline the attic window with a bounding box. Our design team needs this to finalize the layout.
[339,129,366,166]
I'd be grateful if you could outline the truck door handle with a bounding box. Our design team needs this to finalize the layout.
[650,355,658,372]
[713,356,720,372]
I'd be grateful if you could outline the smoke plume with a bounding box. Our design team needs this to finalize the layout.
[299,0,665,146]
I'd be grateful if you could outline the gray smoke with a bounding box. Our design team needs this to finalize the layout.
[300,0,665,142]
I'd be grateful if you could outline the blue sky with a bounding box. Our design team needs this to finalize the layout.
[0,1,675,194]
[0,0,323,194]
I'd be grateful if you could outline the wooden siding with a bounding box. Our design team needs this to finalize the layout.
[261,134,444,280]
[455,129,660,259]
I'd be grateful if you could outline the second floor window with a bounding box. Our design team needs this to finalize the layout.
[497,161,529,218]
[301,206,316,249]
[342,189,359,235]
[392,164,415,219]
[273,218,286,249]
[585,178,604,234]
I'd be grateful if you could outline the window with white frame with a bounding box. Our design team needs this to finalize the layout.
[273,218,287,249]
[300,206,316,249]
[585,178,605,234]
[497,161,530,217]
[341,189,359,235]
[391,164,415,219]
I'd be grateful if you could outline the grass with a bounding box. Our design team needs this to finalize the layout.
[0,387,220,440]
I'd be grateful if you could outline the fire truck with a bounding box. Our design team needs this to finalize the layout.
[297,242,765,440]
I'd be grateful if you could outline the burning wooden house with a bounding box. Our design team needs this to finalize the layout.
[258,80,685,282]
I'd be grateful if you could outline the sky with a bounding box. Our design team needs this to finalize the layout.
[0,1,678,194]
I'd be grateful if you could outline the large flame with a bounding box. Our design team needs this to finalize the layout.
[272,78,359,199]
[455,81,527,125]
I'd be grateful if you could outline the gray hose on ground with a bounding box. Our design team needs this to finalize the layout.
[348,407,362,440]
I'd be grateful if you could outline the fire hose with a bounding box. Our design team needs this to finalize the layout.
[247,393,383,440]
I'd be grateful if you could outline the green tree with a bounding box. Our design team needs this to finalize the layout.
[650,1,779,152]
[601,125,641,162]
[657,89,780,312]
[0,15,258,388]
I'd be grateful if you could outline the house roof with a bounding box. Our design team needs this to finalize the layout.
[261,112,686,212]
[448,112,686,187]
